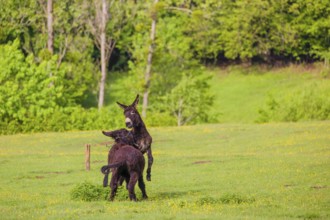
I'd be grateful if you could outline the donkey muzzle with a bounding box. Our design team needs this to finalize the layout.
[125,118,133,128]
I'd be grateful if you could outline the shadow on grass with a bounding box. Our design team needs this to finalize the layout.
[154,190,201,200]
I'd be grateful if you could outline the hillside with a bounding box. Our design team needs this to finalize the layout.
[210,65,330,123]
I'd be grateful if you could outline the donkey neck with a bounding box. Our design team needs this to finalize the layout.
[131,122,148,135]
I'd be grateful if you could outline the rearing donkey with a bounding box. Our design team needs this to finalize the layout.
[102,95,153,181]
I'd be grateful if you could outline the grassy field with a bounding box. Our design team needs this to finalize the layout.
[209,65,330,123]
[0,122,329,219]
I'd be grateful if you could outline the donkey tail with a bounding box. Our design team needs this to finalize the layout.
[101,161,126,187]
[103,174,109,187]
[100,161,125,175]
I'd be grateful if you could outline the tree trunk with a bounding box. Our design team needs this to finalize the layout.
[47,0,53,54]
[142,0,158,118]
[46,0,53,84]
[177,98,183,126]
[98,0,108,110]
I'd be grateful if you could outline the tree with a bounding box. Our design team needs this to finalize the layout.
[142,0,159,118]
[0,40,65,126]
[166,73,214,126]
[85,0,135,109]
[98,0,110,109]
[86,0,115,109]
[40,0,54,80]
[46,0,54,54]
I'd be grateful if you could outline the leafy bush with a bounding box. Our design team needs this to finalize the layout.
[0,40,105,135]
[163,73,215,126]
[0,39,215,134]
[0,105,125,135]
[126,14,216,127]
[70,182,109,202]
[145,111,177,127]
[257,83,330,122]
[71,182,131,202]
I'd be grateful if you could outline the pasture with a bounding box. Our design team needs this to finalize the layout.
[209,65,330,123]
[0,122,329,219]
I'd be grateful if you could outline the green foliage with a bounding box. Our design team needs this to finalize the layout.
[184,0,330,63]
[210,65,330,123]
[257,83,330,122]
[71,182,109,201]
[164,72,215,126]
[145,111,177,127]
[0,40,103,134]
[1,0,330,134]
[126,10,216,125]
[0,40,65,123]
[70,181,130,202]
[0,105,124,135]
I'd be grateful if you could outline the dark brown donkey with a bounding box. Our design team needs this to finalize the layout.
[101,129,134,188]
[101,143,147,201]
[102,95,153,181]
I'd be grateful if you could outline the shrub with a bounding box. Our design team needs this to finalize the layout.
[257,83,330,123]
[70,182,109,202]
[145,111,177,127]
[0,105,124,135]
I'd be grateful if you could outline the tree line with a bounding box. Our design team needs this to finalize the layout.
[0,0,329,134]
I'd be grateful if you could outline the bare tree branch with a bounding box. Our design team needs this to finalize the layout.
[38,0,47,14]
[57,36,71,68]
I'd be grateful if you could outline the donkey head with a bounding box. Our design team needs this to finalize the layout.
[117,95,142,129]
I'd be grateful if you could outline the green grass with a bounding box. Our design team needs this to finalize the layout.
[209,64,330,123]
[0,122,329,219]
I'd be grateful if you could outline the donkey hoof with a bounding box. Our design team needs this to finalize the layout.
[130,197,137,202]
[146,175,151,181]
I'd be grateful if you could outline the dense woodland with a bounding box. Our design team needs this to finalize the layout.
[0,0,329,134]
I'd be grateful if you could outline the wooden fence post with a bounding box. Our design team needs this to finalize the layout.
[85,144,91,171]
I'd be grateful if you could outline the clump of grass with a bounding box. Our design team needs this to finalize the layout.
[297,213,321,220]
[70,182,109,202]
[197,197,219,205]
[197,194,255,205]
[219,193,255,204]
[70,182,130,202]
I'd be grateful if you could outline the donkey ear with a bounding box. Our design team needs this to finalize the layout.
[132,94,139,108]
[117,102,128,110]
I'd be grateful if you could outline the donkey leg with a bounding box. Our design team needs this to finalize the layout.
[128,172,139,201]
[109,171,119,201]
[118,176,125,186]
[125,175,130,190]
[146,148,153,181]
[138,175,148,199]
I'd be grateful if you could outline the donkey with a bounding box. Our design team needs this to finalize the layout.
[102,128,135,147]
[101,129,134,187]
[102,95,153,181]
[101,143,148,201]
